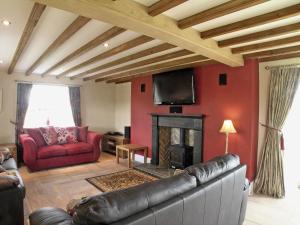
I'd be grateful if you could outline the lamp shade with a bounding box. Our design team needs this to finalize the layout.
[219,120,237,133]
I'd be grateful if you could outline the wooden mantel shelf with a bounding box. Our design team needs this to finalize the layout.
[150,113,204,118]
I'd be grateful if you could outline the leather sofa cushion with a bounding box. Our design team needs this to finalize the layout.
[2,158,18,170]
[30,207,73,225]
[37,145,67,159]
[0,173,20,191]
[185,154,240,185]
[63,142,93,155]
[73,172,196,225]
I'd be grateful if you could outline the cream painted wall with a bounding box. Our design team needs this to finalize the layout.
[257,57,300,163]
[114,83,131,133]
[0,71,116,143]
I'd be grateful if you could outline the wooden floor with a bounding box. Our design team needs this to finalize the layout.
[20,153,300,225]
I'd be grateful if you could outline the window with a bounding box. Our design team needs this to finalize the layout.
[24,85,75,128]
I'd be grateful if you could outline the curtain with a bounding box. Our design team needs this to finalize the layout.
[15,83,33,159]
[255,66,300,198]
[69,86,82,126]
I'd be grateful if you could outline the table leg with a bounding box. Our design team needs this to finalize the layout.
[144,148,148,164]
[128,151,132,168]
[116,147,119,164]
[132,152,135,162]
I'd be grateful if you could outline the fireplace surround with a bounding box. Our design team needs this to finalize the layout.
[151,114,204,167]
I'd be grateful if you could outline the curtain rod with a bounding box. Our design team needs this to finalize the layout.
[265,63,300,70]
[14,80,82,87]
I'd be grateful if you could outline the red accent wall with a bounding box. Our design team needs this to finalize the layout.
[131,59,259,180]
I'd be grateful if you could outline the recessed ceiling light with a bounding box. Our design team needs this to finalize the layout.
[0,60,3,64]
[1,20,11,26]
[103,42,109,48]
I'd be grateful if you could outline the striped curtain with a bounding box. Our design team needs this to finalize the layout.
[69,86,82,126]
[255,66,300,198]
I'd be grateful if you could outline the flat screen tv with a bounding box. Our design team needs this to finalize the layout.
[153,68,195,105]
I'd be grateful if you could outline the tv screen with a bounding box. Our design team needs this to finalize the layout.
[153,68,195,105]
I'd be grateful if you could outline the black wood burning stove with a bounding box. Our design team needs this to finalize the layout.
[168,128,193,169]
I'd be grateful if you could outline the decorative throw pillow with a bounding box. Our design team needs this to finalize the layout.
[24,128,47,147]
[77,126,88,143]
[40,126,58,145]
[55,127,78,144]
[0,148,11,161]
[0,165,6,173]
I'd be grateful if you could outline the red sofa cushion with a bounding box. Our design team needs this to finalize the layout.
[37,145,67,159]
[63,142,93,155]
[24,128,46,147]
[77,126,88,143]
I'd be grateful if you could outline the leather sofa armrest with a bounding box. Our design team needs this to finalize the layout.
[87,131,102,161]
[238,179,250,225]
[20,134,38,167]
[29,207,73,225]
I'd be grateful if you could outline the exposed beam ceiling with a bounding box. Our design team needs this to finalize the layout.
[83,49,194,81]
[57,35,154,77]
[93,55,207,82]
[148,0,187,17]
[25,16,91,75]
[7,3,46,74]
[232,35,300,54]
[218,22,300,47]
[107,60,216,84]
[42,27,125,76]
[244,45,300,58]
[200,4,300,39]
[71,43,176,79]
[178,0,268,29]
[259,52,300,62]
[31,0,244,67]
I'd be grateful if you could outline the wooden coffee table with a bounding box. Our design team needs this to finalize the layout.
[116,144,148,168]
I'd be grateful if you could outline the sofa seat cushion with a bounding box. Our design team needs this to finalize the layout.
[37,145,67,159]
[30,207,73,225]
[63,142,93,156]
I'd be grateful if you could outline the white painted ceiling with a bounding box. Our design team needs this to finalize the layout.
[1,0,300,78]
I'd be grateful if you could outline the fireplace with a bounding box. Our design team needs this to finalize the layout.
[151,114,204,168]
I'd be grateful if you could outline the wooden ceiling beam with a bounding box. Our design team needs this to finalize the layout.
[83,49,195,81]
[178,0,268,29]
[7,3,46,74]
[107,60,216,84]
[32,0,243,67]
[201,4,300,39]
[57,35,154,78]
[232,35,300,54]
[148,0,187,16]
[244,45,300,58]
[70,43,176,79]
[25,16,91,75]
[93,55,208,83]
[41,27,125,76]
[219,22,300,47]
[259,52,300,62]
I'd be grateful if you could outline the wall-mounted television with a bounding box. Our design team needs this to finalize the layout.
[153,68,196,105]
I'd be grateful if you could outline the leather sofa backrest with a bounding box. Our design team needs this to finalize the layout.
[185,154,240,185]
[73,172,196,225]
[111,164,247,225]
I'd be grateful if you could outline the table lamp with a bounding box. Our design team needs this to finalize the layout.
[219,120,236,154]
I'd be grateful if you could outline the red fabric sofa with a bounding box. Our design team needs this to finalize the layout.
[20,131,102,171]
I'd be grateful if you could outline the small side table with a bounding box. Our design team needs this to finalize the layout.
[0,143,17,164]
[116,144,148,168]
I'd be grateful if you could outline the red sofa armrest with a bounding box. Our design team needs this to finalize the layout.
[20,134,38,169]
[87,131,102,161]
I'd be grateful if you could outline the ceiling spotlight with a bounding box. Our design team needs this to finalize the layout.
[2,20,11,26]
[103,42,109,48]
[0,60,3,64]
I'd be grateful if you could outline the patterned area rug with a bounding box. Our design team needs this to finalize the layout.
[86,169,158,192]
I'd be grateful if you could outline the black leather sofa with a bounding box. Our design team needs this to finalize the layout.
[29,154,249,225]
[0,157,26,225]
